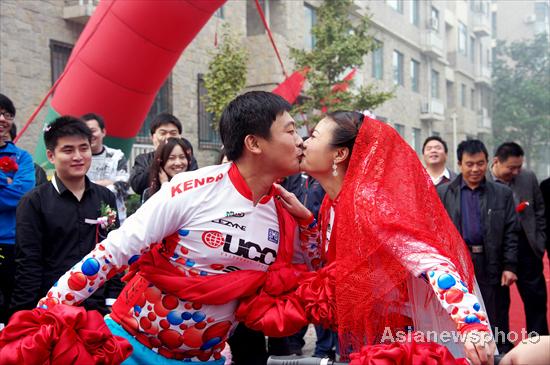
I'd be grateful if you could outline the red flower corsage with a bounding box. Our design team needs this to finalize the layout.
[516,201,529,213]
[0,156,18,173]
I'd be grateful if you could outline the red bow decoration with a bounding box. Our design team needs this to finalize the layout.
[349,338,469,365]
[0,305,132,365]
[0,156,18,173]
[295,262,337,330]
[516,201,529,213]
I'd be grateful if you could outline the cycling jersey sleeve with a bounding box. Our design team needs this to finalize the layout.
[39,171,209,308]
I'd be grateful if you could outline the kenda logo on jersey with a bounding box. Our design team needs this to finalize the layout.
[201,231,277,265]
[171,173,224,197]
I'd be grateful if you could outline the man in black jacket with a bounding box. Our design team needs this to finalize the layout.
[129,113,198,198]
[489,142,548,336]
[10,116,123,318]
[437,139,519,353]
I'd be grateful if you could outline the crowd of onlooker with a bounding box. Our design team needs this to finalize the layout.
[0,91,549,363]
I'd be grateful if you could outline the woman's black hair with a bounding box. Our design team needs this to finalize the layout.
[148,138,191,195]
[326,110,365,155]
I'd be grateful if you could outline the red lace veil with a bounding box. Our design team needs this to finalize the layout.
[331,116,476,355]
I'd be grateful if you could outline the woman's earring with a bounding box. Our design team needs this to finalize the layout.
[332,161,338,177]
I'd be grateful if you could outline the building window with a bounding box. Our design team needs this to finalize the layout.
[410,0,420,26]
[388,0,403,13]
[431,69,440,99]
[410,59,420,92]
[430,7,439,31]
[136,77,172,143]
[458,22,468,55]
[50,40,73,85]
[372,40,384,80]
[461,83,467,107]
[471,88,475,110]
[394,123,405,137]
[491,11,497,36]
[412,127,422,154]
[247,0,283,36]
[215,5,224,19]
[393,50,404,86]
[470,36,475,63]
[304,3,317,50]
[197,74,222,149]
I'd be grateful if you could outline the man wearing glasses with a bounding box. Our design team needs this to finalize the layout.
[0,93,35,328]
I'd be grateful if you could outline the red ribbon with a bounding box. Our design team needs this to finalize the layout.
[0,305,132,365]
[349,339,469,365]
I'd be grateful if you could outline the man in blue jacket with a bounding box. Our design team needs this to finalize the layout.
[0,93,35,327]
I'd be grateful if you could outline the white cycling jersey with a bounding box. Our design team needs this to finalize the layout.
[43,162,305,362]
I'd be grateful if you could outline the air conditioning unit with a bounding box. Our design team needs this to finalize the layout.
[524,14,536,24]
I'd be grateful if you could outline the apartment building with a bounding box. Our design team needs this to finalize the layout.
[0,0,494,168]
[491,0,549,178]
[356,0,493,167]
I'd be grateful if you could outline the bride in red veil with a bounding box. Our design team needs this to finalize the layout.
[277,111,496,365]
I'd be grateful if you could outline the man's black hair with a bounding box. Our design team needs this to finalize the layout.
[81,113,106,130]
[457,139,488,163]
[422,135,448,154]
[494,142,524,162]
[219,91,291,161]
[150,113,182,135]
[44,116,92,151]
[0,93,16,116]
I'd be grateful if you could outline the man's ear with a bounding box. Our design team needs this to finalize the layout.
[46,149,55,164]
[492,156,499,166]
[243,135,262,155]
[333,147,350,164]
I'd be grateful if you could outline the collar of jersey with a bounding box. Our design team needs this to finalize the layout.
[229,163,274,205]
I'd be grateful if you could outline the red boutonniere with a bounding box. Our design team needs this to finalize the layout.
[0,156,18,173]
[516,201,529,213]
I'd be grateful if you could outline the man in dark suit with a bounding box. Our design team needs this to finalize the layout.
[489,142,548,336]
[437,139,519,353]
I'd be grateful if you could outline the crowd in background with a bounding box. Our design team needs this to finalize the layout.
[0,91,549,364]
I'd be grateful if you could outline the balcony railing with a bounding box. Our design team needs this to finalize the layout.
[472,10,491,37]
[421,30,444,59]
[63,0,98,24]
[475,65,491,86]
[477,108,492,129]
[420,99,445,121]
[448,52,475,76]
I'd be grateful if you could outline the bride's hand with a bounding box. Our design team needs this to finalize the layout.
[273,183,314,226]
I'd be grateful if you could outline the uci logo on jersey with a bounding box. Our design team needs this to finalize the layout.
[267,228,279,244]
